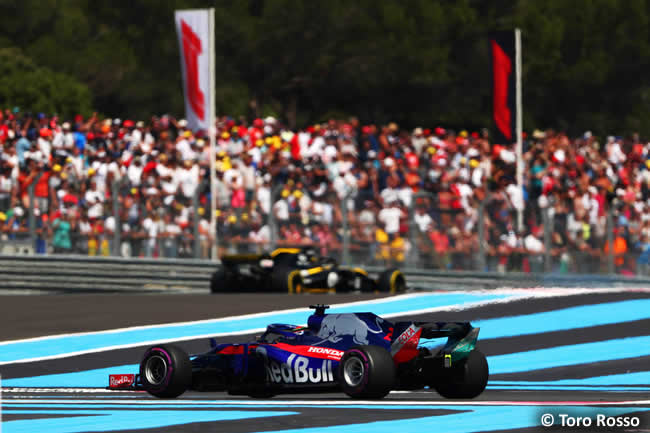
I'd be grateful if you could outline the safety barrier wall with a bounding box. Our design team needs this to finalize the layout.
[1,255,649,293]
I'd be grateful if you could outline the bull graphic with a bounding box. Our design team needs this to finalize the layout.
[316,314,384,345]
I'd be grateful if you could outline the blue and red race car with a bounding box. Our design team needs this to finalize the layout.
[109,305,488,399]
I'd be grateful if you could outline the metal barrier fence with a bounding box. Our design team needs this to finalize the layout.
[3,178,644,277]
[0,255,650,293]
[0,255,649,293]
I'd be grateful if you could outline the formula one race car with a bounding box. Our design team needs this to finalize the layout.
[210,248,407,294]
[109,305,489,400]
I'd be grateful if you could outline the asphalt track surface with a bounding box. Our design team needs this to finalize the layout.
[1,289,650,433]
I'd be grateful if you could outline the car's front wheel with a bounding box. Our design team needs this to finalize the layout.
[377,268,406,293]
[140,345,192,398]
[434,350,489,399]
[338,345,395,399]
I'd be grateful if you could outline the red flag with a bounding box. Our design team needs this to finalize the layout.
[489,32,516,144]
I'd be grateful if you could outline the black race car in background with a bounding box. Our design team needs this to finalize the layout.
[210,248,407,294]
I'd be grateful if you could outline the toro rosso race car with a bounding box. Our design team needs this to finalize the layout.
[210,248,407,294]
[109,305,488,399]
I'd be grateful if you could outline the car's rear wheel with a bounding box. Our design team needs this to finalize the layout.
[377,268,406,293]
[434,350,489,399]
[338,345,395,399]
[272,268,303,293]
[210,267,234,293]
[140,345,192,398]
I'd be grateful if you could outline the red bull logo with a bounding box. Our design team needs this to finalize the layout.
[108,374,135,388]
[266,354,334,384]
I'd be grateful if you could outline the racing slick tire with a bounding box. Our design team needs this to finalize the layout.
[434,350,489,399]
[377,268,406,293]
[338,345,395,399]
[210,267,235,293]
[140,345,192,398]
[272,268,303,293]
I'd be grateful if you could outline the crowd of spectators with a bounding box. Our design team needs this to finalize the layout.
[0,107,648,274]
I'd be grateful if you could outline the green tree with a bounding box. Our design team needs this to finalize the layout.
[2,0,650,135]
[0,47,92,117]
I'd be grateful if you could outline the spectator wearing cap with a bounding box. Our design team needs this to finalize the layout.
[37,127,52,161]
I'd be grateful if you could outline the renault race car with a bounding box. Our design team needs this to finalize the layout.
[210,248,407,294]
[109,305,489,399]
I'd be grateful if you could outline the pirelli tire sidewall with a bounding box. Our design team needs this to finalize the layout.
[377,268,406,293]
[338,345,395,399]
[140,344,192,398]
[272,267,303,293]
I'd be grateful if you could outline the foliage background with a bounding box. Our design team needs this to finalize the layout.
[1,0,649,136]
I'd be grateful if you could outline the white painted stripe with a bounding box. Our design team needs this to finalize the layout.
[3,398,650,406]
[0,330,270,366]
[2,287,642,348]
[1,287,646,366]
[0,293,425,347]
[1,388,140,393]
[0,294,511,366]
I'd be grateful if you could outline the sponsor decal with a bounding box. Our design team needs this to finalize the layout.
[266,354,334,384]
[272,343,343,361]
[317,314,384,345]
[391,324,422,363]
[307,346,344,360]
[108,374,135,389]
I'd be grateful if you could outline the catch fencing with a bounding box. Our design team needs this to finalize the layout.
[3,181,643,278]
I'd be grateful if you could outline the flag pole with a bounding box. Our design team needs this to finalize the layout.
[515,28,524,232]
[208,7,218,261]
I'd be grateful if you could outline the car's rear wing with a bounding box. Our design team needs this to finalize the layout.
[221,254,263,266]
[416,321,474,339]
[415,322,480,366]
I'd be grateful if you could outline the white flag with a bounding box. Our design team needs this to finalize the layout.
[175,9,211,132]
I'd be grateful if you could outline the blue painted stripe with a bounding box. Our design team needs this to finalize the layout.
[5,338,650,388]
[3,403,649,410]
[487,385,650,391]
[0,293,507,364]
[476,299,650,339]
[2,364,138,387]
[490,371,650,386]
[488,335,650,374]
[3,406,648,433]
[1,409,297,433]
[5,298,650,387]
[244,406,650,433]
